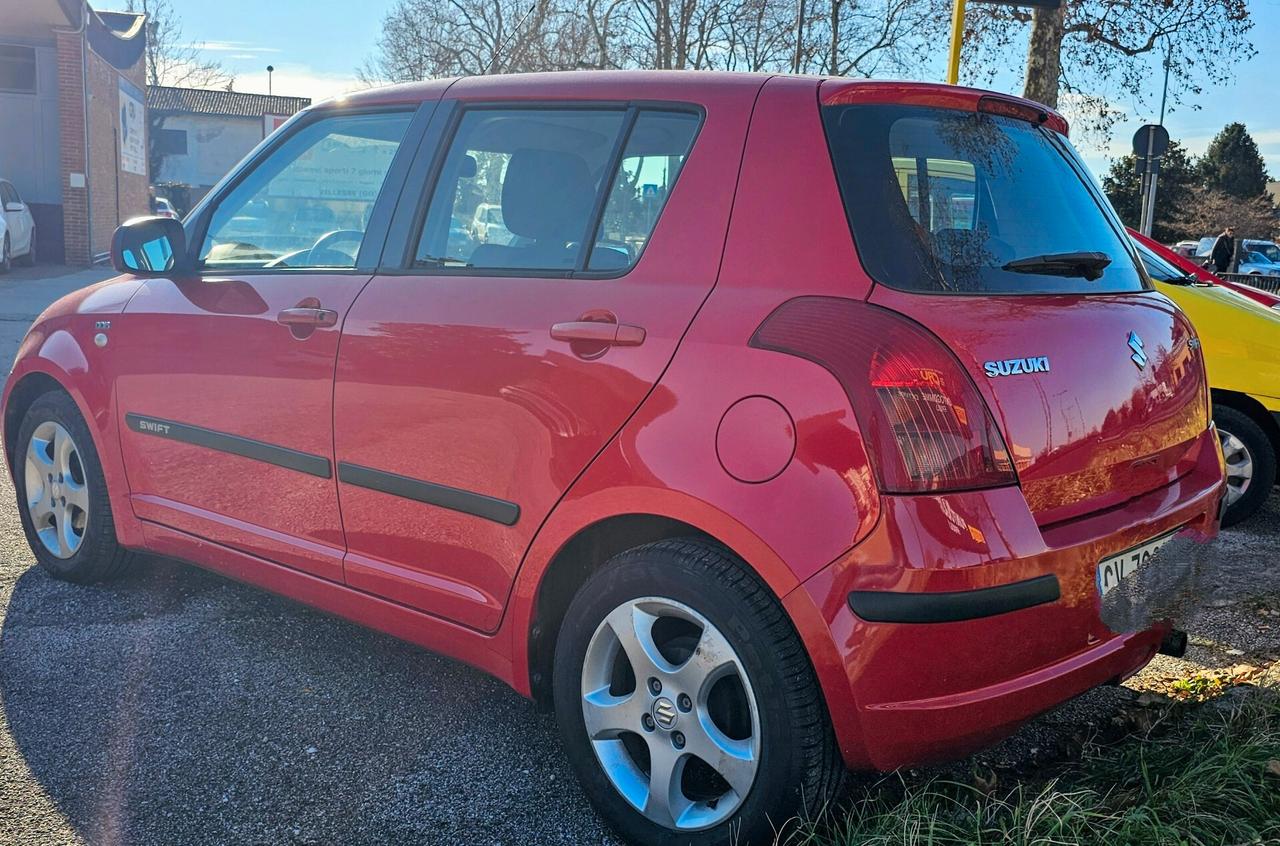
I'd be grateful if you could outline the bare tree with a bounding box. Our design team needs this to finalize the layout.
[126,0,233,89]
[359,0,584,83]
[361,0,945,83]
[813,0,947,77]
[964,0,1254,131]
[126,0,234,183]
[1173,188,1275,243]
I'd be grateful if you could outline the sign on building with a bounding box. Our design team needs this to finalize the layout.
[264,114,292,137]
[119,78,146,175]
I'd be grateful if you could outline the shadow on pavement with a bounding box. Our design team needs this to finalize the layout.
[0,555,612,845]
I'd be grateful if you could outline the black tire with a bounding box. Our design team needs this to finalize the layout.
[1214,403,1277,528]
[14,390,137,583]
[553,538,845,846]
[16,227,34,266]
[0,234,10,274]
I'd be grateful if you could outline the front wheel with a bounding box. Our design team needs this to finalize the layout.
[553,539,845,846]
[1214,404,1277,527]
[15,390,136,582]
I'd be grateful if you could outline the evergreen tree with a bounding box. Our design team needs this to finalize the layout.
[1102,140,1198,243]
[1198,122,1270,199]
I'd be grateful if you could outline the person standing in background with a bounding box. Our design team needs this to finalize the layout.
[1210,227,1236,273]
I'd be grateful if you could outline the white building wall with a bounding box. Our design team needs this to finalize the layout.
[155,113,263,188]
[0,39,61,205]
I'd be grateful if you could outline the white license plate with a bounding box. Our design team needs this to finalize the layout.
[1096,533,1177,597]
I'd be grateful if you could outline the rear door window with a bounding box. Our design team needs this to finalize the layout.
[415,107,700,275]
[823,105,1145,294]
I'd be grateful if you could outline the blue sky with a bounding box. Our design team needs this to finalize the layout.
[175,0,1280,179]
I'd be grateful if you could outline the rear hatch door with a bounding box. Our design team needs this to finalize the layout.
[821,89,1208,525]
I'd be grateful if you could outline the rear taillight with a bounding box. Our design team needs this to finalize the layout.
[750,297,1016,493]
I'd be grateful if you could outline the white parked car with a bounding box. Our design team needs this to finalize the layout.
[0,178,36,272]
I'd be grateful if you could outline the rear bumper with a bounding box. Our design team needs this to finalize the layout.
[795,427,1225,772]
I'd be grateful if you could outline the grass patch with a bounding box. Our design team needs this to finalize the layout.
[787,691,1280,846]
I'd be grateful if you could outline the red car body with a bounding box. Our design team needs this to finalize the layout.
[3,72,1224,777]
[1129,227,1280,308]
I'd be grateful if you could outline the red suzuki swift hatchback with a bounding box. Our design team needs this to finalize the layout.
[3,72,1224,844]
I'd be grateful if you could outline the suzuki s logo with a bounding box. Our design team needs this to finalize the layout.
[652,697,678,730]
[1128,331,1148,369]
[983,356,1050,378]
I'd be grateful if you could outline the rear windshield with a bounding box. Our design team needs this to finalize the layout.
[822,105,1145,295]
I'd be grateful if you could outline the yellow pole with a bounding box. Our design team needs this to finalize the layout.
[946,0,967,85]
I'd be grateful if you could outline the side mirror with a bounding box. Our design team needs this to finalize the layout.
[111,216,188,275]
[4,202,22,213]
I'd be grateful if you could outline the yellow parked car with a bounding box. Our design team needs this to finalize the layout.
[1132,236,1280,525]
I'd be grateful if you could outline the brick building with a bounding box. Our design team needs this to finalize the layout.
[0,0,148,265]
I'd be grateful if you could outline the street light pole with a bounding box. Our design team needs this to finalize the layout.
[267,65,274,96]
[946,0,967,85]
[1158,40,1172,125]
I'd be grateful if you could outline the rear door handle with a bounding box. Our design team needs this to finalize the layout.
[550,321,646,346]
[277,307,338,328]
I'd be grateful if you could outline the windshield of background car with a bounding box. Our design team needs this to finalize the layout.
[821,104,1145,294]
[1134,240,1191,282]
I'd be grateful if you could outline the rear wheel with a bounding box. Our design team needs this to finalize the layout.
[15,391,136,582]
[1214,404,1276,527]
[553,539,845,846]
[1,234,10,274]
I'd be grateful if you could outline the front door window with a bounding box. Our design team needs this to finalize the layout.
[199,111,413,270]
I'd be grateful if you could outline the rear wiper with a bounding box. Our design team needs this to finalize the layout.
[1002,251,1111,281]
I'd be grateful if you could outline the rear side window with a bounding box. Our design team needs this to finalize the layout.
[588,111,699,271]
[822,105,1144,294]
[416,107,699,274]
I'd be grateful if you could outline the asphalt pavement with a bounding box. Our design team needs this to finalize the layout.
[0,267,1276,845]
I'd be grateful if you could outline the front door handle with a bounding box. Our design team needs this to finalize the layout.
[550,320,646,347]
[277,307,338,328]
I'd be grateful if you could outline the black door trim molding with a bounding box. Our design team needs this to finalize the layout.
[337,461,520,526]
[124,413,333,478]
[847,574,1060,624]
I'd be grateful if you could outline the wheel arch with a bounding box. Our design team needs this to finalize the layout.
[523,512,716,708]
[1211,389,1280,455]
[514,497,862,767]
[3,357,143,548]
[3,370,65,470]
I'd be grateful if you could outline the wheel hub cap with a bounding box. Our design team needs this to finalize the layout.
[580,596,761,832]
[651,697,678,730]
[23,421,89,559]
[1218,428,1253,507]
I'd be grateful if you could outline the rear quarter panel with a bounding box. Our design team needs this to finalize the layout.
[506,76,882,737]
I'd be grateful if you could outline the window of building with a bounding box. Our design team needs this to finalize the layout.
[0,45,36,94]
[156,128,188,155]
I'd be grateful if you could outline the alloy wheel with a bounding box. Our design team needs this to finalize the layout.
[23,420,90,558]
[580,596,761,831]
[1219,428,1253,507]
